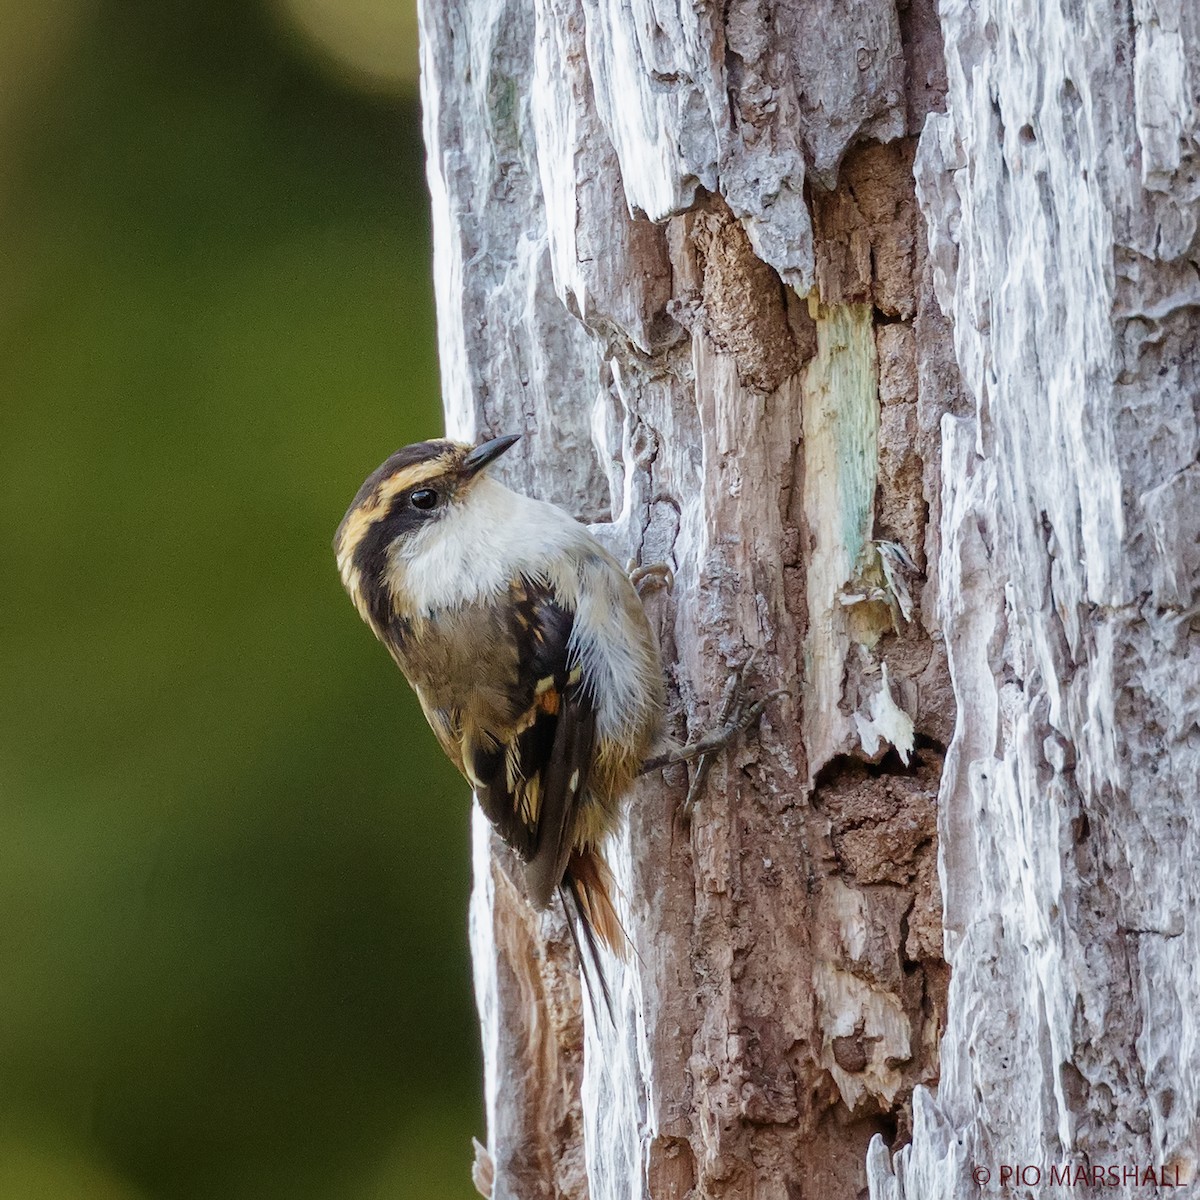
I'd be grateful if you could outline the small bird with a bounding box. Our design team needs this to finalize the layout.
[334,433,665,978]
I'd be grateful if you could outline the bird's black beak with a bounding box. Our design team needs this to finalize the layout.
[463,433,521,476]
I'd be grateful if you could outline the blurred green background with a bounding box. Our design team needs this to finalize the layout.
[0,2,482,1197]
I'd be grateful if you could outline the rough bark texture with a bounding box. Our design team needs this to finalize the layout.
[871,0,1200,1196]
[418,0,1198,1197]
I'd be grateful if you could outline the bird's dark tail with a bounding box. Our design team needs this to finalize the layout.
[560,848,627,1024]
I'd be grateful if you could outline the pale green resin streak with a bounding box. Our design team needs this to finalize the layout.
[801,300,880,768]
[805,300,880,575]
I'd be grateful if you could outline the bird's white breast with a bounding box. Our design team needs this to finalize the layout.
[386,475,663,746]
[388,476,592,612]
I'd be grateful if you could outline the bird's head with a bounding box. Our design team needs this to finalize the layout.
[334,433,521,625]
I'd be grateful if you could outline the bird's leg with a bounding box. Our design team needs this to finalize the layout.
[627,560,675,596]
[642,652,789,813]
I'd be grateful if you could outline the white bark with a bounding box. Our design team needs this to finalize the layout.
[418,0,1199,1197]
[871,1,1200,1196]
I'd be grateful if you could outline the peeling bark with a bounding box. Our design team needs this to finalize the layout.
[418,0,1196,1197]
[871,0,1200,1195]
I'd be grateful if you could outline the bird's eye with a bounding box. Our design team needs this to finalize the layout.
[410,488,439,511]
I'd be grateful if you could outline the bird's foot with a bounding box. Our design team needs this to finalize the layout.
[627,560,674,596]
[641,652,789,813]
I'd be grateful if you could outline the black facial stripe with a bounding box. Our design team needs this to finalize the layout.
[346,440,451,515]
[332,439,458,561]
[351,486,449,629]
[352,520,396,631]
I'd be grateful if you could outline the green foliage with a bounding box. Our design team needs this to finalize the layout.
[0,3,480,1197]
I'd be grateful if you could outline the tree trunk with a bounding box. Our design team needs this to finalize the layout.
[418,1,1199,1198]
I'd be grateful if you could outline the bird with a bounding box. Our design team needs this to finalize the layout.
[333,433,666,991]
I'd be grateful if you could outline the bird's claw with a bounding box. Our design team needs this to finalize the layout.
[628,561,675,595]
[641,651,789,816]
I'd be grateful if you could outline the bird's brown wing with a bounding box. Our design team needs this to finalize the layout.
[413,695,466,777]
[462,576,597,909]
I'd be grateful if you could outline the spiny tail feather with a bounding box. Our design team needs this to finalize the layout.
[565,849,627,957]
[560,849,628,1025]
[560,888,613,1026]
